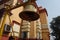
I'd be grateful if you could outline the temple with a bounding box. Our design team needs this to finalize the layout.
[0,0,50,40]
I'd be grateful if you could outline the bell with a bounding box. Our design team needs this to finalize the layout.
[19,5,39,21]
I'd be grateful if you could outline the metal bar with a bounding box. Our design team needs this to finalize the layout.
[19,19,23,38]
[0,12,8,40]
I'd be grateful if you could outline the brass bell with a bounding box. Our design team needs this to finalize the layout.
[19,5,39,21]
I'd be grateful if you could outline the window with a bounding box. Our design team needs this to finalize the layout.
[3,24,11,35]
[10,21,20,37]
[4,24,11,31]
[12,23,20,37]
[21,31,28,38]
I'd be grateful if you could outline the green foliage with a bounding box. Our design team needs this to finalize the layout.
[50,16,60,40]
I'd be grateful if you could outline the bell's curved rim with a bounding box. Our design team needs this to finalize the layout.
[19,11,40,21]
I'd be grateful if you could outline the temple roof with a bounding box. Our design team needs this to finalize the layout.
[38,7,48,16]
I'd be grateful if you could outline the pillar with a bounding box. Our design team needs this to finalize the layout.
[30,21,36,39]
[39,8,50,40]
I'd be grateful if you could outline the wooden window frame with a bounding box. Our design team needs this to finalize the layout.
[10,20,21,37]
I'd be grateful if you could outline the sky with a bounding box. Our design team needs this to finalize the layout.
[36,0,60,24]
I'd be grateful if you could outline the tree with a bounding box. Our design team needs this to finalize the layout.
[50,16,60,40]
